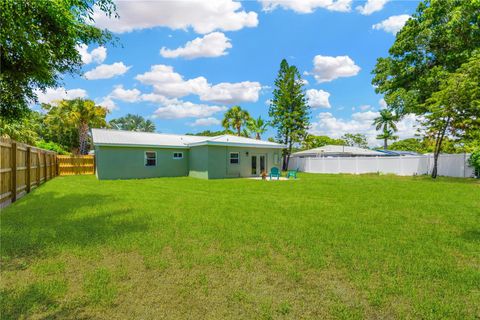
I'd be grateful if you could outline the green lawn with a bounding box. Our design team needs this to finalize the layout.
[1,174,479,319]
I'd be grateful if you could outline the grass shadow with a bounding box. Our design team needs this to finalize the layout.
[461,230,480,242]
[1,191,149,262]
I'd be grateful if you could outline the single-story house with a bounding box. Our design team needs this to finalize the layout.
[291,145,386,158]
[91,128,285,180]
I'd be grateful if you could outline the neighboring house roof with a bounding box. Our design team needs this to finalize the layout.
[91,128,285,149]
[376,150,421,156]
[292,145,385,157]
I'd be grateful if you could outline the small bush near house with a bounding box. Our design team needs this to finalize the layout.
[468,149,480,178]
[35,140,69,155]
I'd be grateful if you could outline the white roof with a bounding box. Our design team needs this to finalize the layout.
[188,134,284,148]
[91,129,284,149]
[292,145,385,157]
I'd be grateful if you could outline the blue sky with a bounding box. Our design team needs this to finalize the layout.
[36,0,421,146]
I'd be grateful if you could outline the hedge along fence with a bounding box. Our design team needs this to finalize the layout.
[57,155,95,176]
[0,138,57,208]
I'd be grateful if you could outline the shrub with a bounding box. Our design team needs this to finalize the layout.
[468,150,480,178]
[35,140,69,155]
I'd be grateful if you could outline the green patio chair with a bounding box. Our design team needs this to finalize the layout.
[269,167,280,180]
[287,168,298,179]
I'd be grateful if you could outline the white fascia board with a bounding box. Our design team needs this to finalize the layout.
[187,141,286,149]
[95,143,189,149]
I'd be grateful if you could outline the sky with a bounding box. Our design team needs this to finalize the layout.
[34,0,422,147]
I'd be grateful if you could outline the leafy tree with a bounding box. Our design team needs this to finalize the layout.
[389,137,470,154]
[388,138,424,153]
[0,0,116,120]
[43,99,107,154]
[109,114,156,132]
[373,109,399,149]
[372,0,480,177]
[422,52,480,177]
[247,116,268,140]
[269,59,310,170]
[342,133,368,149]
[222,106,251,136]
[0,111,43,144]
[301,135,345,150]
[186,129,233,137]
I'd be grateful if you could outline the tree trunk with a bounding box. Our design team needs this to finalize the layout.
[431,118,450,179]
[282,134,289,171]
[256,133,260,140]
[236,125,241,136]
[384,138,388,150]
[78,122,89,155]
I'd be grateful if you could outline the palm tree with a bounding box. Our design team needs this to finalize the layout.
[45,99,107,154]
[221,106,251,136]
[109,114,156,132]
[68,99,107,154]
[247,116,268,140]
[376,128,398,149]
[373,109,399,149]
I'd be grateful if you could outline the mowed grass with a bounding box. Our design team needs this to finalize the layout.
[1,174,479,319]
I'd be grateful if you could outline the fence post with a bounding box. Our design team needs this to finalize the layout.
[43,152,47,182]
[36,150,40,186]
[11,142,17,202]
[26,147,31,193]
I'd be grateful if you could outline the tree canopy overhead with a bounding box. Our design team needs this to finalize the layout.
[372,0,480,115]
[0,0,116,120]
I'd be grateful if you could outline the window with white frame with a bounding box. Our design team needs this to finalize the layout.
[145,151,156,166]
[173,152,183,159]
[229,152,239,164]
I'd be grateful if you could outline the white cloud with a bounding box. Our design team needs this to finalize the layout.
[35,87,87,105]
[310,111,421,146]
[97,96,117,111]
[309,55,361,83]
[160,32,232,59]
[188,117,221,126]
[372,14,410,34]
[200,81,262,104]
[356,0,388,15]
[379,98,387,109]
[306,89,331,108]
[153,101,226,119]
[76,44,107,64]
[260,0,352,13]
[94,0,258,34]
[359,104,372,111]
[84,62,131,80]
[109,85,141,102]
[136,64,261,104]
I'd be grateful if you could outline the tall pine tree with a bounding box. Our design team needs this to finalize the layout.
[269,59,310,170]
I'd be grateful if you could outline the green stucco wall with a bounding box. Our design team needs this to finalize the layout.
[188,145,208,179]
[95,145,282,180]
[95,146,189,180]
[189,145,282,179]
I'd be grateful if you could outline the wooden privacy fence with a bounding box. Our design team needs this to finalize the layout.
[57,155,95,176]
[1,138,57,207]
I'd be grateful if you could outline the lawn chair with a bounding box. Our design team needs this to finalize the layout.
[269,167,281,180]
[287,168,298,179]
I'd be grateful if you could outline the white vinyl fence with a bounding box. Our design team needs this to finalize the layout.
[288,154,475,178]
